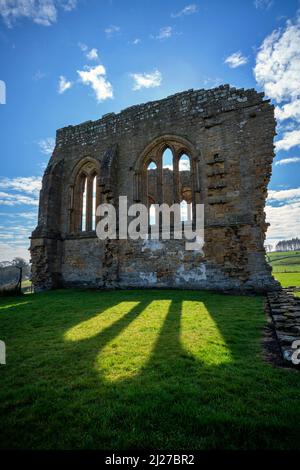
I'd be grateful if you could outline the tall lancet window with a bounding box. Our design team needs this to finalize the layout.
[81,177,87,231]
[179,154,192,222]
[69,159,100,234]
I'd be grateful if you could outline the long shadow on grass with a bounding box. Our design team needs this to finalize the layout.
[0,289,300,450]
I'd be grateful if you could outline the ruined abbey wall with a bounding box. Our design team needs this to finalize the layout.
[30,85,279,292]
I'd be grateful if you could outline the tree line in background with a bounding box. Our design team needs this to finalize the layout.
[274,237,300,252]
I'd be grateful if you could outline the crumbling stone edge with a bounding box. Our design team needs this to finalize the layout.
[266,287,300,369]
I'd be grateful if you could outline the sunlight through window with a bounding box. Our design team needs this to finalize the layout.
[95,300,171,382]
[64,301,140,342]
[180,301,232,365]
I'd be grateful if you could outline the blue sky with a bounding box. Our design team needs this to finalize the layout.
[0,0,300,260]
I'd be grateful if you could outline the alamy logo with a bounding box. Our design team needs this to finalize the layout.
[0,80,6,104]
[291,340,300,365]
[0,340,6,365]
[95,197,205,252]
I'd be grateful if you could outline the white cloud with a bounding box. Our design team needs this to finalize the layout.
[224,51,248,68]
[131,70,162,91]
[266,200,300,241]
[254,16,300,108]
[275,157,300,166]
[0,176,42,194]
[254,19,300,103]
[0,0,76,27]
[254,16,300,155]
[0,242,30,261]
[38,137,55,155]
[17,211,38,219]
[171,4,198,18]
[254,0,273,10]
[275,129,300,151]
[275,99,300,122]
[60,0,76,11]
[179,159,190,171]
[267,187,300,202]
[0,208,38,261]
[266,187,300,241]
[155,26,172,40]
[77,64,113,102]
[132,38,141,45]
[86,48,98,60]
[58,75,72,94]
[79,43,99,60]
[0,210,37,219]
[104,25,120,38]
[0,191,39,206]
[0,179,40,261]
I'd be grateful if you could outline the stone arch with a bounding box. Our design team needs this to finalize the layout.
[133,135,201,212]
[69,157,101,233]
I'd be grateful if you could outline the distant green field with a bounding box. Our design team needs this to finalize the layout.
[273,273,300,288]
[267,250,300,287]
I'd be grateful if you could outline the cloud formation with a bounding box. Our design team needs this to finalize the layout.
[0,0,76,27]
[0,178,40,260]
[266,186,300,243]
[86,48,98,61]
[155,26,172,40]
[254,15,300,151]
[254,0,273,10]
[0,176,42,194]
[275,157,300,166]
[104,25,120,38]
[38,137,55,155]
[77,65,113,102]
[267,187,300,202]
[58,75,72,94]
[0,176,41,207]
[0,191,39,206]
[266,203,300,242]
[171,4,198,18]
[79,43,99,60]
[0,242,30,261]
[224,51,248,68]
[275,129,300,151]
[131,70,162,91]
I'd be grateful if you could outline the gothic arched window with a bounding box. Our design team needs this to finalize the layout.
[69,160,100,233]
[136,139,196,230]
[179,153,192,222]
[133,135,200,234]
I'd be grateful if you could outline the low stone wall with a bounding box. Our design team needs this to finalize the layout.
[267,288,300,366]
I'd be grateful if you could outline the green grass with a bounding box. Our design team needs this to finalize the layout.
[266,251,300,287]
[0,289,300,450]
[21,279,31,288]
[272,272,300,288]
[267,251,300,262]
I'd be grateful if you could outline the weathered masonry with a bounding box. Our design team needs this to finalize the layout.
[30,85,279,292]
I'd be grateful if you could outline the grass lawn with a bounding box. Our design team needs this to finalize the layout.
[21,279,32,288]
[272,272,300,288]
[267,251,300,287]
[0,288,300,450]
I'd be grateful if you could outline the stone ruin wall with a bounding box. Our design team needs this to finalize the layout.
[30,85,279,292]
